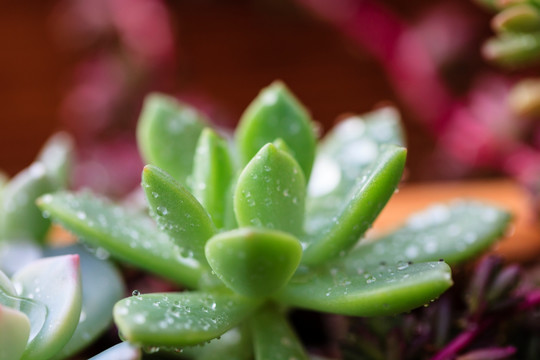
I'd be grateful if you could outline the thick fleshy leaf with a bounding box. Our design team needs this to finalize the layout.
[484,32,540,68]
[179,327,252,360]
[45,245,125,359]
[37,132,74,188]
[38,191,203,288]
[307,107,404,200]
[205,228,302,297]
[235,81,316,180]
[250,305,308,360]
[142,165,216,265]
[191,128,235,229]
[234,143,306,237]
[137,94,207,185]
[88,342,141,360]
[0,305,31,360]
[276,261,452,316]
[0,279,47,343]
[0,163,55,243]
[302,145,406,265]
[345,201,511,269]
[12,255,82,360]
[493,4,540,34]
[114,292,260,347]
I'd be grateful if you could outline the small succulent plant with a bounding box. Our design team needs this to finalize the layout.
[0,134,125,359]
[39,82,511,358]
[479,0,540,69]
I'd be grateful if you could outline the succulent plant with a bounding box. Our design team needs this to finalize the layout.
[39,82,511,358]
[0,133,125,359]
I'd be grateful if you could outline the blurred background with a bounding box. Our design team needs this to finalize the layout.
[2,0,539,196]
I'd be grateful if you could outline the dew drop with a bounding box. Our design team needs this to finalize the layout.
[132,290,140,296]
[156,206,168,216]
[397,261,409,270]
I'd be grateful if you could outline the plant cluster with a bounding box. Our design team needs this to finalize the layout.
[480,0,540,69]
[0,134,124,360]
[38,82,511,359]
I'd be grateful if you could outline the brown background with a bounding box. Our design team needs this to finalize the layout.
[0,0,488,179]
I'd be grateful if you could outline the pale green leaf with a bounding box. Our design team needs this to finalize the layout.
[37,191,204,288]
[250,305,308,360]
[191,128,235,229]
[302,145,406,265]
[235,81,316,180]
[142,165,216,265]
[37,132,74,188]
[12,255,82,360]
[114,292,260,347]
[137,94,207,185]
[205,228,302,297]
[344,201,511,269]
[45,245,125,359]
[307,107,404,200]
[88,342,141,360]
[276,261,452,316]
[180,327,252,360]
[0,305,31,360]
[234,143,306,237]
[0,163,55,243]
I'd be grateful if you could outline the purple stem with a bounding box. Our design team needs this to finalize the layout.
[518,289,540,311]
[457,346,516,360]
[429,321,490,360]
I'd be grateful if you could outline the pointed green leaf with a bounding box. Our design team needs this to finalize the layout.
[142,165,216,265]
[44,245,125,359]
[250,305,308,360]
[191,128,235,229]
[137,94,207,184]
[114,292,260,347]
[12,255,82,360]
[205,228,302,297]
[37,132,74,188]
[344,201,511,269]
[37,191,203,288]
[0,305,31,360]
[276,261,452,316]
[234,144,306,237]
[236,81,316,180]
[0,163,55,243]
[484,32,540,68]
[302,145,406,265]
[307,107,404,200]
[180,327,252,360]
[89,342,141,360]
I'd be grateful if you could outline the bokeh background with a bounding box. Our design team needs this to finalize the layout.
[1,0,521,194]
